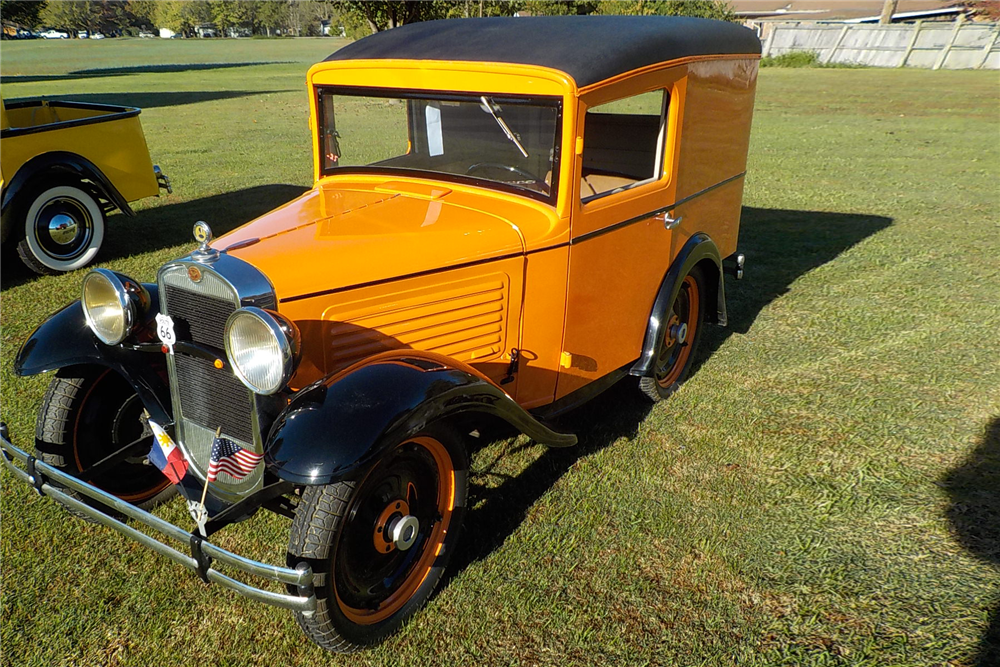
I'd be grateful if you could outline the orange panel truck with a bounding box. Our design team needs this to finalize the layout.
[2,16,759,652]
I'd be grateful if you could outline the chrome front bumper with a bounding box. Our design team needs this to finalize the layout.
[0,425,315,615]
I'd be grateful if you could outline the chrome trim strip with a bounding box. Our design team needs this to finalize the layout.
[0,430,316,615]
[572,171,747,245]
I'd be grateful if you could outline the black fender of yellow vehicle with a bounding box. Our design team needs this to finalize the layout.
[14,285,171,424]
[1,151,134,219]
[264,350,577,485]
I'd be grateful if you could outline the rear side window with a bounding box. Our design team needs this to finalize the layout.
[581,90,668,200]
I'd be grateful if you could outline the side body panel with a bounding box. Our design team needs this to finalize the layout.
[279,257,525,390]
[556,67,684,398]
[557,57,758,399]
[670,58,758,260]
[0,104,159,203]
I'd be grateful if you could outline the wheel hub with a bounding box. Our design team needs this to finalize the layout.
[373,500,419,553]
[670,322,688,345]
[664,314,687,346]
[47,214,79,245]
[388,515,420,551]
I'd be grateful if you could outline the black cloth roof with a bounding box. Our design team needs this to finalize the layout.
[324,16,762,89]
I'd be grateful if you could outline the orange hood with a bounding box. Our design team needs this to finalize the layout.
[215,181,536,303]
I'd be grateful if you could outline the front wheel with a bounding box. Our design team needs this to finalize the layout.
[288,427,468,652]
[15,182,106,274]
[35,367,176,519]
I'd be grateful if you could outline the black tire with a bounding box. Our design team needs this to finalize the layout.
[287,425,469,652]
[639,265,707,402]
[35,367,175,520]
[14,180,106,274]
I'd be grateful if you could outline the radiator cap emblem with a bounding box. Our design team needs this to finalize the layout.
[191,221,219,263]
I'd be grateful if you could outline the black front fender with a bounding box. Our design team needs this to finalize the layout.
[15,287,171,423]
[265,351,577,485]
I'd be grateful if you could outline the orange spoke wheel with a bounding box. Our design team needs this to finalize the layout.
[288,426,468,652]
[639,266,706,402]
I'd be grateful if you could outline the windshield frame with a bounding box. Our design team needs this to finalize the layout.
[315,85,563,206]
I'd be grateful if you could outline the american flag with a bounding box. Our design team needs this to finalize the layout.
[207,435,262,482]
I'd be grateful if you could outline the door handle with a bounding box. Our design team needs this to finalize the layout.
[654,211,683,230]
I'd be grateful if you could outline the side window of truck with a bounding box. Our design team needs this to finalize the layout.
[581,89,668,200]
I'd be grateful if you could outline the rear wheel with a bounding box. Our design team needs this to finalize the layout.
[15,181,106,274]
[288,426,468,652]
[35,367,175,519]
[639,266,706,402]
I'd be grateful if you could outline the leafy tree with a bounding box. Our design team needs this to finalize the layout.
[255,0,289,36]
[127,0,158,29]
[1,0,48,28]
[212,0,253,36]
[342,1,445,33]
[154,0,212,36]
[441,1,520,19]
[39,1,99,33]
[518,1,599,16]
[595,0,735,21]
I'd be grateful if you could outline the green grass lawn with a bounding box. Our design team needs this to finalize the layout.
[2,37,998,667]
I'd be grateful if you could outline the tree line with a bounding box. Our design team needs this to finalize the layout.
[1,1,737,39]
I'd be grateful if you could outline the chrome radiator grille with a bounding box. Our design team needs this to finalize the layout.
[174,354,255,444]
[159,263,263,498]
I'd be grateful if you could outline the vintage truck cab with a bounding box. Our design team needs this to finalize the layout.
[1,16,759,652]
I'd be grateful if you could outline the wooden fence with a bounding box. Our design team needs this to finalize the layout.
[759,18,1000,70]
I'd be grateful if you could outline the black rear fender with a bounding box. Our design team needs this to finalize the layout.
[631,233,725,377]
[1,151,134,219]
[264,350,577,486]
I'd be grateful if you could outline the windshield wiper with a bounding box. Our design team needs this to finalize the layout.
[480,96,529,158]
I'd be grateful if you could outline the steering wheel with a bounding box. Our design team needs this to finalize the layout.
[465,162,542,183]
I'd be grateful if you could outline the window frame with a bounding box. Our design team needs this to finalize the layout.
[315,85,564,206]
[579,88,670,204]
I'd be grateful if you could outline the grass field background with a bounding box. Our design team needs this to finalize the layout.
[1,37,998,666]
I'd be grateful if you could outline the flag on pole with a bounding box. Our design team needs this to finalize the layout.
[207,435,262,482]
[147,420,188,484]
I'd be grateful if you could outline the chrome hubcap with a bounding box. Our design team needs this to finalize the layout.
[47,214,79,245]
[34,196,93,260]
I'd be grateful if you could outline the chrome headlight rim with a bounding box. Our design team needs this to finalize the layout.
[224,306,298,396]
[81,268,146,345]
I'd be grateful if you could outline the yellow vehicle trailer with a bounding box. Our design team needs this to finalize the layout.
[0,97,170,273]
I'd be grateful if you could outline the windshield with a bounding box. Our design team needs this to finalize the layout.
[318,87,562,202]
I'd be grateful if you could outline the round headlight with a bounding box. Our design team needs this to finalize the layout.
[224,307,299,395]
[81,269,147,345]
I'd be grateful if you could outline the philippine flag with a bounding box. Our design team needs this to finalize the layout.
[147,420,189,485]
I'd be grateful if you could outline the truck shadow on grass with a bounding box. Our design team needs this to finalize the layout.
[942,418,1000,666]
[445,206,893,588]
[1,184,308,291]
